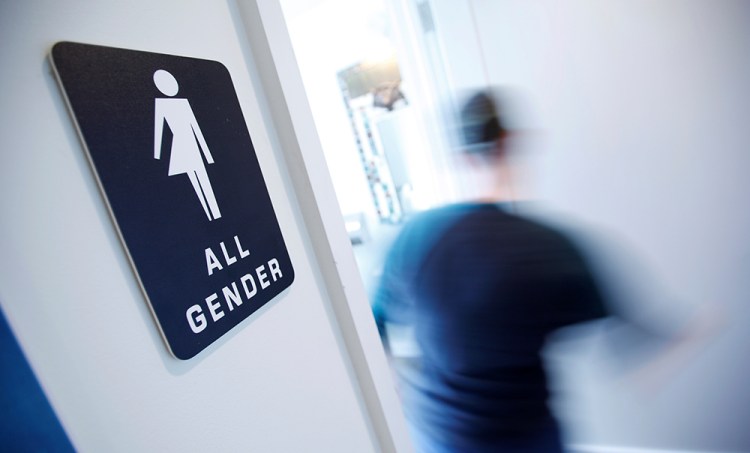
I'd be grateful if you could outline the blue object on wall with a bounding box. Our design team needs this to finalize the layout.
[0,307,74,451]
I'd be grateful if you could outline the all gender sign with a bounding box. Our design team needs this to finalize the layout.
[51,42,295,359]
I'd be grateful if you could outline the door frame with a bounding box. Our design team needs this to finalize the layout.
[234,2,412,452]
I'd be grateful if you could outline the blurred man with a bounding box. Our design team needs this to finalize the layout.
[374,89,609,452]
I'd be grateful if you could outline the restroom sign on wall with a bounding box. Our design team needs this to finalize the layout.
[51,42,295,360]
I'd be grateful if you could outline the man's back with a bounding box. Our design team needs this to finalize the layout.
[376,202,607,452]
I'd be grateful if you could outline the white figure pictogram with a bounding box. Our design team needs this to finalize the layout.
[153,69,222,221]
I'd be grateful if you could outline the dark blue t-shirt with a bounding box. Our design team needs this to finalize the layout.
[374,203,607,451]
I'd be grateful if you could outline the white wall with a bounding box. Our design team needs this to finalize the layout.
[424,0,750,451]
[0,1,395,451]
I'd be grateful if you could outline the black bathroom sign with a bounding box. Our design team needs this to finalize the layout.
[51,42,294,359]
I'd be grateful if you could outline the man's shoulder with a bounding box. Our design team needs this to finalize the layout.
[399,203,582,253]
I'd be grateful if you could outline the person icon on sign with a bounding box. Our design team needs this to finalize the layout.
[153,69,221,221]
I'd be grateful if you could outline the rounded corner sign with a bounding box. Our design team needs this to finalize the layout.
[50,42,295,360]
